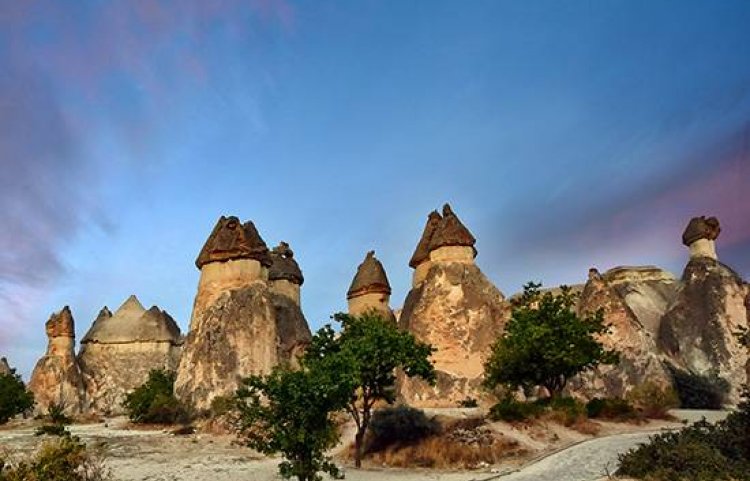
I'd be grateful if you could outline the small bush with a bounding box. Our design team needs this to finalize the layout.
[0,373,34,425]
[0,435,111,481]
[123,369,190,425]
[457,397,479,408]
[488,396,544,422]
[626,382,679,419]
[543,397,587,427]
[670,368,730,409]
[45,403,73,425]
[34,424,70,437]
[366,406,440,453]
[586,397,638,421]
[209,395,237,417]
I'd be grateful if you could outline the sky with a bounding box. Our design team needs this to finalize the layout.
[1,1,749,379]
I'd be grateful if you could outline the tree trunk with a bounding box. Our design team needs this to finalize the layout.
[354,429,365,468]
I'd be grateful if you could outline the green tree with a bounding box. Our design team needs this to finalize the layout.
[123,369,189,424]
[484,282,619,399]
[0,371,34,425]
[235,356,355,481]
[304,312,436,468]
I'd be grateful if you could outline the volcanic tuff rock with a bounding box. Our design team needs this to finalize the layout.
[78,296,182,414]
[398,204,509,407]
[29,306,86,414]
[0,357,13,376]
[175,216,312,411]
[658,257,749,402]
[569,268,673,398]
[347,250,394,320]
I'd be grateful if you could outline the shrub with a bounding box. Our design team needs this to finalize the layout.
[123,369,190,425]
[366,406,440,453]
[45,402,73,425]
[626,382,679,419]
[586,397,638,421]
[543,397,587,427]
[670,368,730,409]
[0,435,111,481]
[209,395,237,417]
[488,396,543,422]
[457,397,479,408]
[34,424,70,437]
[0,373,34,425]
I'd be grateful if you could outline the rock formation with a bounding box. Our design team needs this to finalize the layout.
[398,204,509,407]
[269,242,311,363]
[0,357,13,376]
[570,267,674,398]
[347,251,394,320]
[29,306,86,414]
[78,296,182,414]
[175,216,312,411]
[658,216,749,402]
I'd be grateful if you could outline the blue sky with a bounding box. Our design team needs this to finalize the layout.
[1,1,749,378]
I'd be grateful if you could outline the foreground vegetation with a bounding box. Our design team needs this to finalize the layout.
[0,372,34,425]
[0,434,110,481]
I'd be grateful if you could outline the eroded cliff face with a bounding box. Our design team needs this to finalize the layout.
[569,268,673,398]
[398,262,509,406]
[0,357,11,376]
[175,284,279,410]
[78,297,182,415]
[658,257,749,402]
[29,307,85,415]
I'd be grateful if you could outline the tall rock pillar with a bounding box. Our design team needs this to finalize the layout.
[398,204,509,407]
[29,306,85,415]
[347,251,394,321]
[658,216,749,403]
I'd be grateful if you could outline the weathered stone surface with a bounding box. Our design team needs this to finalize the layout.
[0,357,13,376]
[347,251,391,299]
[271,292,311,365]
[428,204,477,255]
[682,216,721,246]
[398,262,509,407]
[658,257,749,402]
[196,216,271,269]
[268,242,304,285]
[175,285,279,410]
[569,268,673,398]
[29,306,85,414]
[409,210,442,269]
[78,297,182,415]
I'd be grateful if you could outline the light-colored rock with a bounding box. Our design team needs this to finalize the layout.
[399,204,509,407]
[0,357,13,376]
[175,217,312,411]
[78,297,182,414]
[569,268,673,398]
[29,306,86,414]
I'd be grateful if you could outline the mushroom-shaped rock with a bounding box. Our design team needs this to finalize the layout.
[347,251,391,299]
[428,204,477,262]
[347,251,393,319]
[196,216,271,269]
[269,242,304,285]
[682,216,721,260]
[29,307,85,415]
[409,210,442,269]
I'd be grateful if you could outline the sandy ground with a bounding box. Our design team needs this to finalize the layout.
[0,410,728,481]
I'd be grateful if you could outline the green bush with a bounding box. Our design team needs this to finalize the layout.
[488,396,544,422]
[545,396,587,426]
[209,395,237,417]
[670,368,730,409]
[34,423,70,437]
[586,397,638,421]
[366,405,440,453]
[0,373,34,425]
[123,369,190,424]
[617,388,750,480]
[457,397,478,408]
[626,382,679,419]
[0,435,111,481]
[45,403,73,425]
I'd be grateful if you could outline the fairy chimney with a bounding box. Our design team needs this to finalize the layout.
[409,210,443,287]
[347,251,393,319]
[268,242,304,306]
[682,215,721,260]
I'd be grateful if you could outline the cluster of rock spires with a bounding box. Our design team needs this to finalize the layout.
[25,210,748,414]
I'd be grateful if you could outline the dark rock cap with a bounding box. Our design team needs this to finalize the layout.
[268,242,304,285]
[347,251,392,299]
[195,215,272,269]
[45,306,75,339]
[409,210,442,269]
[682,216,721,246]
[428,204,477,255]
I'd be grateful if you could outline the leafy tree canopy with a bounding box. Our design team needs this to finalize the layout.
[0,371,34,425]
[483,282,619,398]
